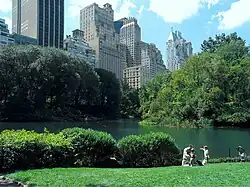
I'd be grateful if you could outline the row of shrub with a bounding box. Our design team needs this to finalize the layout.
[209,157,250,164]
[0,128,182,172]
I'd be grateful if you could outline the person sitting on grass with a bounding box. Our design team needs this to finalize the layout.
[189,148,197,166]
[236,146,247,162]
[182,144,193,166]
[200,145,209,165]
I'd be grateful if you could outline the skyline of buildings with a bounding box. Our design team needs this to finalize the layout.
[120,16,166,88]
[80,3,124,80]
[166,28,193,71]
[64,29,96,67]
[12,0,64,48]
[1,1,195,89]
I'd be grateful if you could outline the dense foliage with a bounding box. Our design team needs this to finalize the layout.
[0,128,116,171]
[201,32,245,53]
[117,132,181,167]
[61,128,116,167]
[0,129,181,171]
[0,130,71,171]
[120,83,140,118]
[140,33,250,127]
[0,45,124,122]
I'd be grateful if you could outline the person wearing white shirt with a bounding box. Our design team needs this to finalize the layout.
[236,146,247,162]
[182,144,193,166]
[200,145,209,165]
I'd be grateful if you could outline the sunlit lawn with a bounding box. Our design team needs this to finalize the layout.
[7,163,249,187]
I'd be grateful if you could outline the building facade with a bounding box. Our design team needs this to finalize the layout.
[123,65,147,89]
[124,41,166,89]
[114,18,127,34]
[120,18,141,67]
[11,33,38,45]
[166,29,193,71]
[0,18,15,46]
[64,29,96,67]
[12,0,64,48]
[80,3,124,80]
[119,17,166,89]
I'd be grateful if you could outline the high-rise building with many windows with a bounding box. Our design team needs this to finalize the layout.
[124,41,166,88]
[12,0,64,48]
[120,17,166,88]
[166,28,193,71]
[80,3,124,80]
[0,18,15,46]
[120,18,141,67]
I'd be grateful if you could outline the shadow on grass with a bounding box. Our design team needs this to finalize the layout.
[7,177,37,187]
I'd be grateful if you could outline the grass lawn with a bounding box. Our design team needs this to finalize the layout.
[7,163,249,187]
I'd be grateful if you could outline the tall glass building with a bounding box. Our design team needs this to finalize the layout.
[12,0,64,48]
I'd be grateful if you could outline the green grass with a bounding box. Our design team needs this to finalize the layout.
[7,163,250,187]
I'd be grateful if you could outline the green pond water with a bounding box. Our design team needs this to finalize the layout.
[1,119,250,159]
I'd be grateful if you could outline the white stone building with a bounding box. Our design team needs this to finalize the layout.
[166,29,193,71]
[80,3,124,80]
[64,29,96,67]
[0,18,15,46]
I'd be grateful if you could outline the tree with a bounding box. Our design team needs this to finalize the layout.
[0,45,101,121]
[139,71,171,119]
[120,82,140,118]
[201,32,245,53]
[95,68,121,118]
[140,37,250,127]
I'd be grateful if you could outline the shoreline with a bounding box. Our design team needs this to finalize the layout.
[139,120,250,129]
[0,116,140,123]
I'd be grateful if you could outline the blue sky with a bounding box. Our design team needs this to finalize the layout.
[0,0,250,63]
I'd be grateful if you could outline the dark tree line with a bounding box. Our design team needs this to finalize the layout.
[0,45,140,122]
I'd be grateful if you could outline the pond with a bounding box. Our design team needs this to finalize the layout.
[1,119,250,159]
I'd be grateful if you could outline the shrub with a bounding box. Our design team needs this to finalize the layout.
[209,157,250,164]
[117,132,181,167]
[61,128,117,167]
[0,130,71,171]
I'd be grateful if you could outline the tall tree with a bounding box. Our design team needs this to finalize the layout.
[95,68,121,118]
[201,32,245,53]
[120,82,140,118]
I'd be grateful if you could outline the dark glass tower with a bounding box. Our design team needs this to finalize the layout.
[12,0,64,49]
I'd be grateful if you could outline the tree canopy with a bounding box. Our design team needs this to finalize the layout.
[0,45,124,122]
[201,32,245,53]
[140,33,250,127]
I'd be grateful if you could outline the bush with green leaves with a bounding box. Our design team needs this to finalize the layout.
[61,128,117,167]
[209,157,250,164]
[0,130,71,171]
[117,132,181,167]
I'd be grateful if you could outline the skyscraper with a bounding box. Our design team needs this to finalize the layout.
[80,3,124,80]
[166,28,193,71]
[120,18,141,67]
[12,0,64,48]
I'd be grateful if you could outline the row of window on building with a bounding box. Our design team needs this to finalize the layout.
[0,18,96,68]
